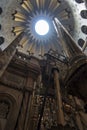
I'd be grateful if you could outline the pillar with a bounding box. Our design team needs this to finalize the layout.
[53,68,65,126]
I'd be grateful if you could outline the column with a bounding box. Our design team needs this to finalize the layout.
[53,68,65,126]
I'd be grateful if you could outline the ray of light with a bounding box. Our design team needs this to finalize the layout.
[40,44,44,57]
[30,42,36,54]
[58,10,69,20]
[41,44,45,56]
[27,42,35,53]
[36,0,45,10]
[29,0,38,10]
[19,36,28,47]
[27,0,33,10]
[13,26,25,33]
[38,43,42,56]
[49,0,59,12]
[21,40,29,48]
[36,0,39,9]
[53,2,67,16]
[14,12,26,22]
[21,1,30,12]
[14,31,22,36]
[44,0,51,10]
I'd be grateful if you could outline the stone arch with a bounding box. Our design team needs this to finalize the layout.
[0,93,18,130]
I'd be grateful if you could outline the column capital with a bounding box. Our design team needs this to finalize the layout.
[52,67,59,74]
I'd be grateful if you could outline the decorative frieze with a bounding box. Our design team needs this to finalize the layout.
[0,71,26,89]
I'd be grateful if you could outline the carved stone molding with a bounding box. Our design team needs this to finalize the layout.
[0,85,23,130]
[0,33,24,78]
[0,71,26,89]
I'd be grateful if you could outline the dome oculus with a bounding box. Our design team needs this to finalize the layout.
[35,20,49,36]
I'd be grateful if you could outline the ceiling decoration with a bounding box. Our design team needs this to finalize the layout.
[0,0,87,58]
[13,11,55,44]
[12,0,74,58]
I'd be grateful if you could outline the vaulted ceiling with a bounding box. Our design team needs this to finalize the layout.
[0,0,87,58]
